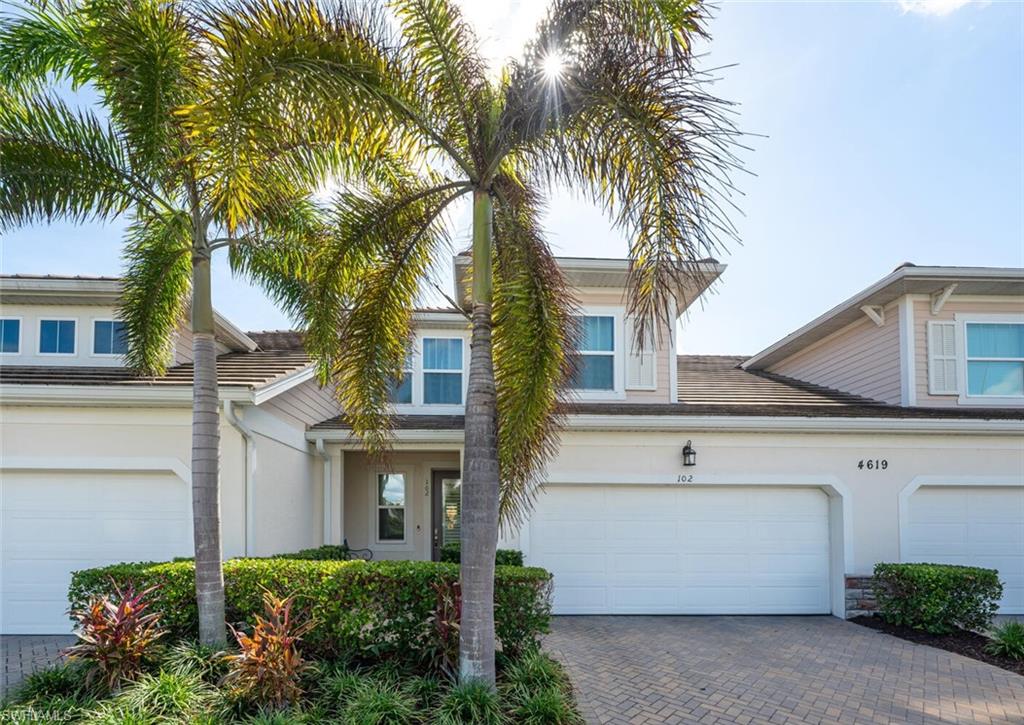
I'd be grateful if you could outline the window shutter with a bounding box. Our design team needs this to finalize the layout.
[625,317,656,390]
[927,321,958,395]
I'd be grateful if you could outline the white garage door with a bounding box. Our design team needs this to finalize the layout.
[528,485,831,614]
[903,486,1024,613]
[1,470,192,634]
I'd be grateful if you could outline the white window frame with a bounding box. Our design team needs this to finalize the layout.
[388,349,415,405]
[371,468,412,547]
[421,335,466,407]
[390,331,470,414]
[955,313,1024,406]
[625,315,657,391]
[38,318,77,356]
[568,306,626,401]
[90,317,128,358]
[0,317,22,355]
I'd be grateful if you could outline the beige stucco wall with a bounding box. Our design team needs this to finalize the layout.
[247,431,323,556]
[769,301,902,404]
[342,450,461,560]
[913,296,1024,407]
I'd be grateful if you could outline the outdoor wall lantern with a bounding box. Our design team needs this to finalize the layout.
[682,440,697,467]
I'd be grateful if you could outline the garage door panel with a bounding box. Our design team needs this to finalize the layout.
[905,486,1024,614]
[529,485,831,615]
[2,471,192,634]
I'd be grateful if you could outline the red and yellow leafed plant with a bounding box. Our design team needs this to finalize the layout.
[65,580,164,691]
[222,590,314,709]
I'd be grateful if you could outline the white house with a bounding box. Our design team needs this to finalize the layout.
[0,261,1021,633]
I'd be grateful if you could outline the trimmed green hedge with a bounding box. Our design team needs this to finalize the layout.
[439,542,524,567]
[873,562,1002,634]
[69,559,551,663]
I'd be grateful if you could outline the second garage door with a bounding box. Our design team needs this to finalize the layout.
[528,485,831,614]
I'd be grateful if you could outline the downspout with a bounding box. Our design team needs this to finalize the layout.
[223,401,256,556]
[314,437,331,546]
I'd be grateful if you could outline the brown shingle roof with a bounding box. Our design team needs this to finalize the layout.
[0,350,311,389]
[248,330,306,351]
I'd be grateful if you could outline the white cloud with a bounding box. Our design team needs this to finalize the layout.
[897,0,983,16]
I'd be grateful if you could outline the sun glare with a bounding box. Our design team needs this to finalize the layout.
[542,51,564,80]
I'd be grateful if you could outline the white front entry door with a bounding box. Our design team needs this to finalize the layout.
[527,485,831,614]
[903,486,1024,613]
[1,470,192,634]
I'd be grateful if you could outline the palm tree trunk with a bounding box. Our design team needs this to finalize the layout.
[459,190,500,687]
[191,250,226,647]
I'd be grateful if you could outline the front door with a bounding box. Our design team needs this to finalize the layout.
[431,470,461,561]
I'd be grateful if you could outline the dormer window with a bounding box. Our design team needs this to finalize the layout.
[93,320,128,356]
[0,319,20,354]
[570,315,615,391]
[39,319,76,355]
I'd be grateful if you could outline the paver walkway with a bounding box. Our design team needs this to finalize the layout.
[545,616,1024,725]
[1,635,74,700]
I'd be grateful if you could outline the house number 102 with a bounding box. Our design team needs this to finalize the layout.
[857,459,888,470]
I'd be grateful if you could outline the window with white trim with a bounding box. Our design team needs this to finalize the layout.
[93,320,128,355]
[423,338,463,404]
[387,350,414,404]
[0,319,20,354]
[376,473,407,542]
[39,319,76,354]
[964,322,1024,397]
[570,315,615,390]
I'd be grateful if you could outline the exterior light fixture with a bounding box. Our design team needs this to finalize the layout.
[682,440,697,467]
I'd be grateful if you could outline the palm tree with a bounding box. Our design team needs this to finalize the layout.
[267,0,742,686]
[0,0,395,647]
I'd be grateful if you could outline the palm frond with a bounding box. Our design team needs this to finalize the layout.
[491,178,578,529]
[0,91,169,230]
[0,1,94,91]
[119,209,193,374]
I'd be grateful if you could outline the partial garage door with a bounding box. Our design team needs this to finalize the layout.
[528,485,831,614]
[903,486,1023,613]
[1,470,192,633]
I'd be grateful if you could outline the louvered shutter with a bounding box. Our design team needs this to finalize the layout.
[625,316,656,390]
[927,321,959,395]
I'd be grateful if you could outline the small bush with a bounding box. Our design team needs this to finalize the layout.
[508,685,580,725]
[276,545,353,561]
[985,621,1024,661]
[342,680,418,725]
[223,591,313,709]
[161,640,229,683]
[70,559,552,663]
[8,661,95,706]
[66,582,164,690]
[403,675,442,711]
[112,670,219,720]
[500,649,566,692]
[434,681,505,725]
[439,543,524,567]
[315,666,365,714]
[873,563,1002,634]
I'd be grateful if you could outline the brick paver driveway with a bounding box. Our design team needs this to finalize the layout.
[545,616,1024,725]
[1,636,74,700]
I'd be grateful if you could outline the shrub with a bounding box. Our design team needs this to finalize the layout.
[873,563,1002,634]
[223,590,314,709]
[500,649,566,692]
[985,621,1024,661]
[276,545,352,561]
[111,670,219,720]
[439,543,524,567]
[507,685,580,725]
[161,640,229,683]
[425,580,461,678]
[66,582,164,690]
[8,661,94,705]
[434,681,505,725]
[70,559,552,663]
[315,667,365,715]
[342,680,418,725]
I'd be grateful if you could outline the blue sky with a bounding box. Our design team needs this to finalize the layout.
[1,0,1020,354]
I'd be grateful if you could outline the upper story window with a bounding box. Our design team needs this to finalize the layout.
[571,315,615,390]
[965,322,1023,398]
[0,319,20,354]
[39,319,76,355]
[423,337,463,404]
[93,320,128,356]
[387,352,414,405]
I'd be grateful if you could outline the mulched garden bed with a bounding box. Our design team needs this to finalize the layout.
[851,616,1023,677]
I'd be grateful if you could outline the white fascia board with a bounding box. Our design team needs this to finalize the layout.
[251,365,317,405]
[565,413,1024,435]
[0,384,252,406]
[743,266,1024,371]
[307,429,464,445]
[213,311,258,352]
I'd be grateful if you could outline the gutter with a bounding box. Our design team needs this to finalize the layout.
[313,438,332,546]
[223,401,256,556]
[0,384,252,406]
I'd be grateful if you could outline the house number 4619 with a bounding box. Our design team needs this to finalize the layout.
[857,459,888,470]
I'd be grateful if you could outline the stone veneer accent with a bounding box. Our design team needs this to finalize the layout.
[844,575,879,618]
